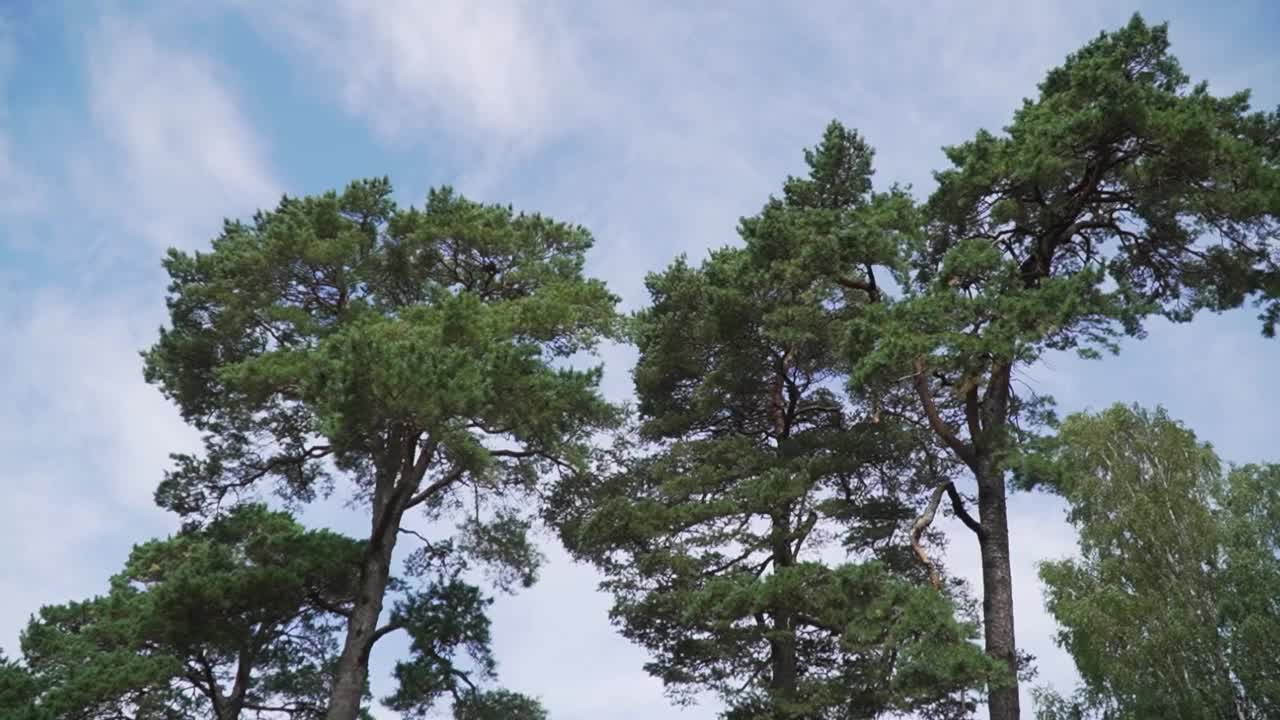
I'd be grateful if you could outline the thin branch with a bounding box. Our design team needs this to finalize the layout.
[489,448,541,459]
[405,464,467,510]
[700,547,759,579]
[194,652,226,719]
[242,700,319,714]
[398,526,436,546]
[945,483,986,540]
[795,612,845,635]
[223,444,332,496]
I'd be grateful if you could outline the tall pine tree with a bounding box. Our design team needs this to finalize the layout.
[143,179,620,720]
[849,15,1280,719]
[552,124,1002,719]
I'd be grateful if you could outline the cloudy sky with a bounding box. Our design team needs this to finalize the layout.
[1,1,1277,718]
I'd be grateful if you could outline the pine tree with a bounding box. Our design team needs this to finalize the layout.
[551,123,1002,719]
[142,179,619,720]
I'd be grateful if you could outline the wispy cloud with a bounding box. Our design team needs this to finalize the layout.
[235,0,592,147]
[0,7,275,657]
[0,287,200,651]
[80,14,279,251]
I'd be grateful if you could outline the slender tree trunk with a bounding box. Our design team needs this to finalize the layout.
[768,508,800,717]
[326,496,403,720]
[976,460,1020,720]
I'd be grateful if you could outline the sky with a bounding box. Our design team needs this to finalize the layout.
[0,1,1277,718]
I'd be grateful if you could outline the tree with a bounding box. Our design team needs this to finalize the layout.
[142,178,619,720]
[551,124,1003,719]
[0,651,49,720]
[451,689,549,720]
[17,505,536,720]
[848,15,1280,718]
[1031,404,1280,719]
[19,505,367,720]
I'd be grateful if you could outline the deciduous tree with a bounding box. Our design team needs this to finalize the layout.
[1031,405,1280,719]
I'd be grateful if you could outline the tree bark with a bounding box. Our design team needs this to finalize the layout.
[325,495,403,720]
[976,459,1020,720]
[914,355,1021,719]
[768,508,800,712]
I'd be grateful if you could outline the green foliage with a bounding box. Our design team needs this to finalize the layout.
[141,178,621,718]
[551,122,1002,719]
[0,652,50,720]
[381,578,497,718]
[841,19,1278,717]
[451,689,548,720]
[851,11,1280,460]
[18,505,365,719]
[1032,404,1280,719]
[143,179,619,517]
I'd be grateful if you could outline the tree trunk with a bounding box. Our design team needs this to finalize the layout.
[325,498,403,720]
[768,508,800,716]
[976,462,1020,720]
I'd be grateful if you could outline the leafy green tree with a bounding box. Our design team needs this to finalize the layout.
[142,178,619,720]
[19,505,365,720]
[551,124,1002,719]
[1031,404,1280,719]
[848,15,1280,718]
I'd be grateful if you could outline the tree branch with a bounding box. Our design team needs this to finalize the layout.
[307,591,352,619]
[911,482,947,590]
[836,274,881,302]
[912,356,978,472]
[398,526,437,546]
[405,464,468,510]
[944,483,986,540]
[371,620,405,645]
[194,652,226,719]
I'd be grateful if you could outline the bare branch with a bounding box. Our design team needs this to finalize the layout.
[405,465,467,510]
[836,274,881,302]
[397,526,436,546]
[371,621,404,645]
[945,483,986,540]
[911,482,948,590]
[912,356,978,472]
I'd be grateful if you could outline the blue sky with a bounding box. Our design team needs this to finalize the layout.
[1,1,1277,718]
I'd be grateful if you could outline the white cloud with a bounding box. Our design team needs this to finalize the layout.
[0,288,198,653]
[81,14,279,250]
[0,7,277,657]
[235,0,591,148]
